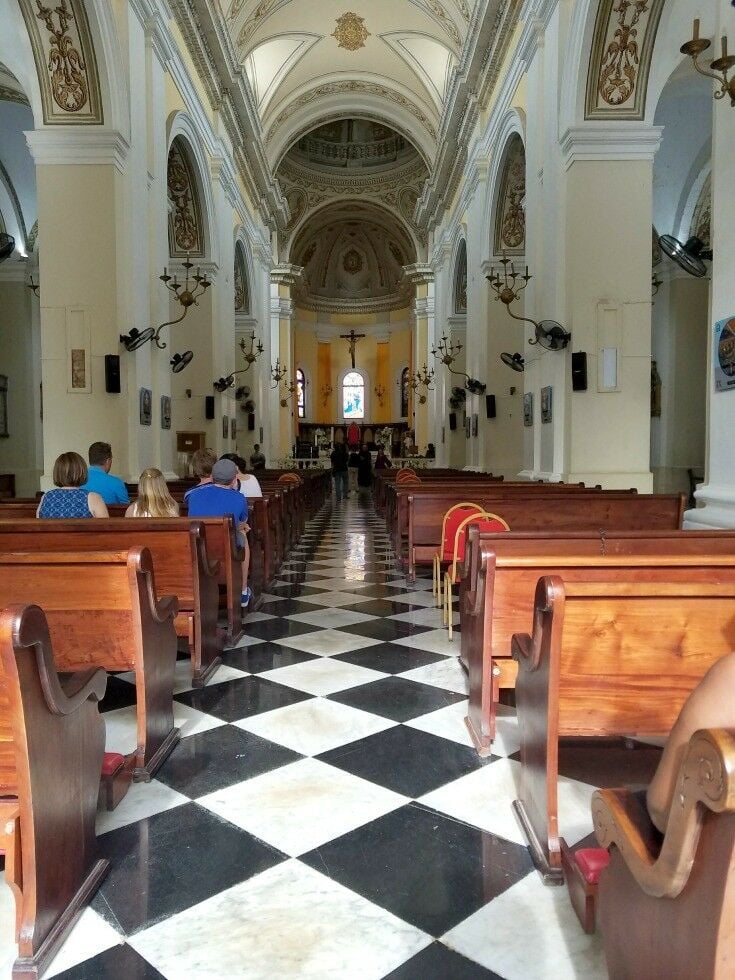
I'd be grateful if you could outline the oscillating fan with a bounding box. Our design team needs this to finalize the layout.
[235,386,251,400]
[658,234,712,278]
[529,321,571,350]
[501,352,525,372]
[448,386,466,410]
[0,233,15,263]
[120,328,155,351]
[170,350,193,373]
[213,376,234,393]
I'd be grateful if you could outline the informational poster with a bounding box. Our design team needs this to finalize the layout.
[714,317,735,392]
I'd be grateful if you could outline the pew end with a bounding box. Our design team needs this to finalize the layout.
[592,728,735,978]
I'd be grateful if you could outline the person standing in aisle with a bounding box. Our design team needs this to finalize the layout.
[330,442,349,501]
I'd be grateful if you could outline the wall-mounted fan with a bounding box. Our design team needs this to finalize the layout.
[658,234,712,278]
[0,233,15,264]
[449,386,466,410]
[235,385,251,400]
[529,321,571,350]
[501,352,525,372]
[214,376,235,393]
[170,350,193,373]
[465,377,487,395]
[120,327,155,351]
[241,399,255,413]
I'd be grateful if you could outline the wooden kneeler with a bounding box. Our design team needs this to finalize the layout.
[561,840,608,933]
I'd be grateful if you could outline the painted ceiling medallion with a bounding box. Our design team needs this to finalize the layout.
[332,12,370,51]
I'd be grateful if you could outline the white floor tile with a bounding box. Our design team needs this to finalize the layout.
[393,628,459,655]
[284,608,378,629]
[96,779,189,835]
[130,860,430,980]
[44,908,124,978]
[116,661,249,695]
[296,591,375,608]
[260,657,387,696]
[234,696,397,756]
[271,628,383,657]
[102,701,224,755]
[305,578,374,591]
[242,611,277,623]
[404,699,474,747]
[400,658,469,694]
[388,591,443,608]
[198,758,407,856]
[389,606,458,628]
[442,873,607,979]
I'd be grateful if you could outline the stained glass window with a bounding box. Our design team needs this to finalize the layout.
[296,368,305,418]
[401,366,409,418]
[342,371,365,419]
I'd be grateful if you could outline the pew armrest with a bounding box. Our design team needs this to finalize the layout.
[59,668,109,711]
[151,593,179,625]
[593,728,735,899]
[511,632,535,668]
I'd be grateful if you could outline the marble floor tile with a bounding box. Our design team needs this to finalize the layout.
[392,628,459,655]
[260,657,388,696]
[384,940,503,979]
[333,642,446,675]
[51,944,164,979]
[270,627,384,656]
[442,871,607,979]
[102,700,225,755]
[96,778,189,835]
[404,699,474,748]
[43,908,125,979]
[295,590,376,608]
[198,758,408,856]
[388,606,458,628]
[305,577,375,592]
[387,591,445,608]
[283,607,379,629]
[234,696,397,756]
[130,861,430,980]
[400,657,469,695]
[328,676,467,723]
[174,675,312,723]
[222,642,319,674]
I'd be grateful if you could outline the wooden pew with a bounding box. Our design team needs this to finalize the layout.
[511,564,735,880]
[406,491,683,580]
[1,603,109,979]
[0,518,222,686]
[0,549,180,781]
[591,727,735,978]
[460,528,735,755]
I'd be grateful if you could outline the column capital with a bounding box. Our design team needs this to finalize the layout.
[560,125,663,170]
[403,263,435,287]
[271,263,304,289]
[25,128,130,174]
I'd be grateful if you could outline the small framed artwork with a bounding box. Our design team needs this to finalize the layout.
[465,415,471,439]
[139,387,152,426]
[472,413,478,437]
[0,375,7,437]
[223,414,229,439]
[523,392,533,427]
[714,316,735,392]
[230,417,236,440]
[161,395,171,430]
[541,386,552,423]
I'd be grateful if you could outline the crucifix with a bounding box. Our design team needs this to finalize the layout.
[340,328,365,369]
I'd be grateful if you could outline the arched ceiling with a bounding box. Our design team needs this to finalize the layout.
[221,0,477,164]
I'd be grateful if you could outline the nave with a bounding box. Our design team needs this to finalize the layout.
[0,497,636,979]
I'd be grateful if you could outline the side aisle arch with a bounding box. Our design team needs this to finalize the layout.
[166,114,217,264]
[492,131,526,257]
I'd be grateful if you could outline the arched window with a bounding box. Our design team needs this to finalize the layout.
[342,371,365,419]
[296,368,305,418]
[400,367,409,418]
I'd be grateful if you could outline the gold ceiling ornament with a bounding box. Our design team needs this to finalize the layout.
[332,12,371,51]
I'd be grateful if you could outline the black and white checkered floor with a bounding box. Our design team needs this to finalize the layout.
[1,497,615,978]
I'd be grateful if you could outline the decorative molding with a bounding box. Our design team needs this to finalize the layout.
[453,239,467,314]
[167,136,204,256]
[234,242,250,312]
[0,160,29,247]
[24,128,129,172]
[584,0,665,121]
[494,132,525,254]
[18,0,103,124]
[332,12,370,51]
[0,84,30,107]
[271,263,304,288]
[690,172,711,247]
[403,262,434,286]
[406,0,461,48]
[560,125,663,169]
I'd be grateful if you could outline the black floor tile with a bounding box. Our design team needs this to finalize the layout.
[98,674,138,713]
[339,598,419,617]
[317,724,489,797]
[94,803,285,933]
[259,598,326,617]
[328,676,467,723]
[301,803,531,935]
[384,942,504,979]
[333,642,446,674]
[175,675,311,722]
[238,618,322,642]
[155,724,301,797]
[52,944,166,979]
[223,642,320,674]
[338,619,433,642]
[354,584,412,599]
[265,584,328,598]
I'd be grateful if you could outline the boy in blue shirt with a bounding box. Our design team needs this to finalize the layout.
[186,457,252,606]
[82,442,129,504]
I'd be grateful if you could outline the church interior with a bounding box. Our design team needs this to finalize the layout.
[1,0,735,976]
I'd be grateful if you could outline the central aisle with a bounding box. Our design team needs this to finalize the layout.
[1,497,607,979]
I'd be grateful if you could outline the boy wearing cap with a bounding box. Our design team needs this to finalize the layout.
[186,457,252,606]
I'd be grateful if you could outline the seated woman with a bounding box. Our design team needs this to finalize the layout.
[125,468,179,517]
[646,651,735,833]
[37,452,108,518]
[220,453,262,499]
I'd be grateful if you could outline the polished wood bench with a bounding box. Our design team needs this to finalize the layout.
[0,549,180,781]
[459,528,735,755]
[0,518,222,686]
[511,562,735,880]
[1,603,109,980]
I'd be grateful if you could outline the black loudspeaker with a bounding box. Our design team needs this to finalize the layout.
[205,395,215,419]
[449,412,457,431]
[104,354,121,393]
[247,412,255,431]
[571,351,588,391]
[486,394,496,419]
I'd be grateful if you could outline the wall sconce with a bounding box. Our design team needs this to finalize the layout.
[374,384,386,406]
[431,333,486,394]
[239,330,264,370]
[681,18,735,106]
[271,358,288,389]
[280,379,297,408]
[409,365,435,405]
[320,383,333,407]
[26,275,39,297]
[487,254,570,350]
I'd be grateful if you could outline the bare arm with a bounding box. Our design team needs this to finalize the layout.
[88,492,109,518]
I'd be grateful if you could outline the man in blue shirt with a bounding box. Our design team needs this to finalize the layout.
[186,457,252,606]
[82,442,129,504]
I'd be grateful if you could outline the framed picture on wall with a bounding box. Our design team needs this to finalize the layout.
[523,392,533,427]
[472,413,478,437]
[222,415,229,439]
[0,375,7,437]
[161,395,171,430]
[714,316,735,392]
[230,417,236,440]
[465,415,471,439]
[139,387,152,426]
[541,386,552,423]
